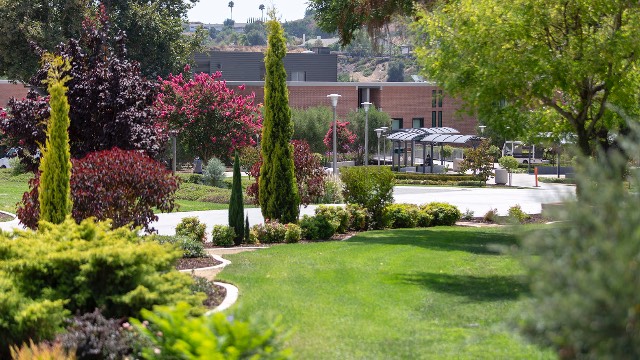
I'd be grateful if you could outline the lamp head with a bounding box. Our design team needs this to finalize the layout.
[361,102,372,113]
[374,128,383,138]
[327,93,341,107]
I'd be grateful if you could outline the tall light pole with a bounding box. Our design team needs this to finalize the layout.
[327,94,341,175]
[362,102,372,166]
[381,126,388,165]
[169,129,178,175]
[375,128,383,165]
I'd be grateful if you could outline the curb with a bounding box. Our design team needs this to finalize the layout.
[178,254,231,273]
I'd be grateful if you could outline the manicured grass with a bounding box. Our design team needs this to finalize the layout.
[0,169,31,215]
[218,226,553,359]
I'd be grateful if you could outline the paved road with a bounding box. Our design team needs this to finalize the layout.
[0,173,575,236]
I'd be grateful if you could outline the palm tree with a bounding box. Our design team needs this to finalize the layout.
[228,1,234,20]
[259,4,265,21]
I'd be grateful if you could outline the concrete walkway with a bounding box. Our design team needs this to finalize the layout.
[0,173,575,235]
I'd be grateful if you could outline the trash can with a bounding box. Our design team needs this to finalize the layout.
[193,157,203,174]
[495,169,508,185]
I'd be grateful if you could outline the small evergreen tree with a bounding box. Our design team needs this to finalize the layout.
[244,215,250,244]
[259,15,300,223]
[38,55,72,224]
[229,152,244,245]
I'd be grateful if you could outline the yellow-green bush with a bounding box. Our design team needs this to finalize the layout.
[0,218,204,356]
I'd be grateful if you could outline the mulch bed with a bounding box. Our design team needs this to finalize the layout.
[463,213,550,225]
[203,282,227,308]
[175,256,222,270]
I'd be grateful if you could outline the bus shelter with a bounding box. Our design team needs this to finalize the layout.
[385,127,482,173]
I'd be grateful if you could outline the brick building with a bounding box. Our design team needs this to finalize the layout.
[228,81,478,135]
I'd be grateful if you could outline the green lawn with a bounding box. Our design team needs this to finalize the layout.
[218,226,553,359]
[0,169,30,214]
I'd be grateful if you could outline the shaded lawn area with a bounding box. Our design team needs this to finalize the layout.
[218,226,553,359]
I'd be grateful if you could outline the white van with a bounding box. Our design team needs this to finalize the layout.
[502,141,546,164]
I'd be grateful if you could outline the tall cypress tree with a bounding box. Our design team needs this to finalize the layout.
[229,152,244,245]
[39,55,73,224]
[259,15,300,223]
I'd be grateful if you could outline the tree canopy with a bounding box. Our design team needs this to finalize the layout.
[413,0,640,157]
[0,12,166,169]
[0,0,203,82]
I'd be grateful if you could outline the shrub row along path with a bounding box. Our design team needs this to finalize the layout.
[0,174,574,235]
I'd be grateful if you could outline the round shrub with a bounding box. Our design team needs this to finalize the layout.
[154,235,206,258]
[211,225,236,247]
[284,223,302,243]
[384,203,421,228]
[315,205,349,233]
[317,176,344,204]
[340,166,395,229]
[202,157,226,187]
[299,214,338,240]
[175,216,207,242]
[420,202,462,226]
[252,221,287,244]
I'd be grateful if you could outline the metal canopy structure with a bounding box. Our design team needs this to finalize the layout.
[386,127,460,141]
[385,127,483,173]
[418,134,481,144]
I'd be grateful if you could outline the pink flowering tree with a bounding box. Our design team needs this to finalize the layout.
[323,120,357,156]
[155,69,262,163]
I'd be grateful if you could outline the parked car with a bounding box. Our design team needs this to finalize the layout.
[0,147,18,168]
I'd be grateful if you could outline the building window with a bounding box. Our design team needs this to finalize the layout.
[291,71,306,81]
[438,90,443,107]
[392,118,403,130]
[438,111,443,127]
[412,118,424,128]
[431,111,437,127]
[432,90,437,107]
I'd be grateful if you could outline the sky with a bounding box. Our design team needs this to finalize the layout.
[187,0,309,24]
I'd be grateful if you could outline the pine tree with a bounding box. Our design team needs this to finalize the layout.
[38,55,73,224]
[229,152,244,245]
[258,15,300,223]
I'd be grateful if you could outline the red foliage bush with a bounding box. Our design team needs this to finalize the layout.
[323,120,357,154]
[17,148,179,231]
[246,140,326,206]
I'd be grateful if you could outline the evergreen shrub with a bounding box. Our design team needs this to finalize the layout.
[315,205,349,233]
[175,216,207,242]
[516,128,640,358]
[211,225,236,247]
[202,157,226,187]
[10,340,75,360]
[299,214,338,240]
[284,223,302,243]
[0,218,203,355]
[420,202,461,226]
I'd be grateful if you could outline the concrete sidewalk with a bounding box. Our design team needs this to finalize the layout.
[0,180,574,237]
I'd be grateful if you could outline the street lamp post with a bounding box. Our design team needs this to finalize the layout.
[327,94,341,175]
[381,126,388,165]
[169,130,178,175]
[479,125,486,135]
[362,102,372,166]
[375,128,384,165]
